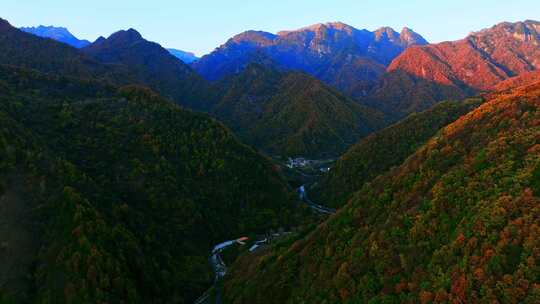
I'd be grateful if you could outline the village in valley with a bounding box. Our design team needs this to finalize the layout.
[285,157,332,173]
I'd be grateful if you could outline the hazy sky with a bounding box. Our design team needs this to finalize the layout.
[3,0,539,56]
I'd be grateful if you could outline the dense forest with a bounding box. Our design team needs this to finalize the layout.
[0,18,392,158]
[81,28,216,111]
[223,82,540,303]
[2,13,540,304]
[312,98,483,207]
[362,70,474,119]
[0,18,214,111]
[0,65,308,303]
[214,64,387,157]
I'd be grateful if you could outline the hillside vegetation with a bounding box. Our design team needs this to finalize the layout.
[214,64,387,157]
[313,98,483,207]
[223,82,540,303]
[0,65,305,303]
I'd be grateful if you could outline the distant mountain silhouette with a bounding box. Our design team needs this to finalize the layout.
[167,48,199,63]
[0,18,124,79]
[20,25,91,48]
[82,28,215,110]
[1,19,215,110]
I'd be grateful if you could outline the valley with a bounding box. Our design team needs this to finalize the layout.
[0,8,540,304]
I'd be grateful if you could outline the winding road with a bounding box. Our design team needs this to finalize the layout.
[194,238,247,304]
[194,186,335,303]
[298,185,336,214]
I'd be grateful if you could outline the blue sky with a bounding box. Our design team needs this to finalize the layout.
[3,0,539,56]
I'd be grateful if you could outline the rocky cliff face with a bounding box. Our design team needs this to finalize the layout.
[389,20,540,91]
[192,22,427,97]
[361,20,540,118]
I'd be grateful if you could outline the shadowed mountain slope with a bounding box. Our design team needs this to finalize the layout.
[0,61,306,303]
[213,64,388,157]
[82,29,215,110]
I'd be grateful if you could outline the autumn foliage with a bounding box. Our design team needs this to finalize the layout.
[223,82,540,303]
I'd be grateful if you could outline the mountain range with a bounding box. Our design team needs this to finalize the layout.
[212,19,539,123]
[81,28,215,110]
[2,14,540,304]
[0,22,308,303]
[7,19,388,157]
[194,20,540,119]
[193,22,428,98]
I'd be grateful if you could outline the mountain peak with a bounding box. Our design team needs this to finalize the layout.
[277,22,355,36]
[229,30,277,46]
[19,24,91,48]
[279,22,327,34]
[469,20,540,44]
[94,36,106,43]
[20,25,72,39]
[107,28,144,43]
[400,26,417,36]
[31,25,69,32]
[327,21,353,29]
[373,26,427,46]
[374,26,399,40]
[399,27,428,45]
[0,18,12,31]
[310,22,352,31]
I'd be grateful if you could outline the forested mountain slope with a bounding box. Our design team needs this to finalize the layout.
[361,70,474,118]
[82,29,215,110]
[0,18,215,111]
[312,98,483,207]
[0,18,124,80]
[223,82,540,303]
[213,64,387,157]
[0,65,305,303]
